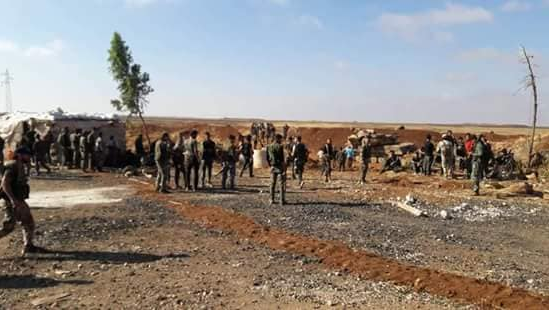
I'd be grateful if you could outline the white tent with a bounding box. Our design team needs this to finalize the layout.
[0,109,126,153]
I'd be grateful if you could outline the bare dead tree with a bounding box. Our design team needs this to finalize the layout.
[520,46,539,168]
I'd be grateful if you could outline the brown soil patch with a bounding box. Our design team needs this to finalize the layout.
[133,182,549,309]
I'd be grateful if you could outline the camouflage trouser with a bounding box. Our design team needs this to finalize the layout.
[422,156,432,175]
[73,148,81,169]
[240,156,253,178]
[441,154,454,178]
[0,199,35,247]
[81,151,89,171]
[201,159,213,187]
[185,157,200,190]
[294,160,305,184]
[471,158,484,194]
[361,162,369,182]
[221,162,236,189]
[155,161,170,192]
[270,167,286,204]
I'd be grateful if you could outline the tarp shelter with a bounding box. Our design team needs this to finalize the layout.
[0,110,126,156]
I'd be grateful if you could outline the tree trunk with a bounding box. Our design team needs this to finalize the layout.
[522,47,538,168]
[138,111,151,148]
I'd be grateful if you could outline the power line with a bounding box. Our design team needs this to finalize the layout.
[0,69,13,113]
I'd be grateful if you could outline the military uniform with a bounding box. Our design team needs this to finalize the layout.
[360,143,371,183]
[471,140,486,195]
[185,138,200,191]
[70,132,81,169]
[239,142,254,178]
[79,134,88,172]
[33,140,51,175]
[292,142,308,187]
[172,139,186,189]
[267,142,286,205]
[0,160,34,250]
[201,139,216,187]
[57,131,72,168]
[155,139,170,192]
[221,143,238,190]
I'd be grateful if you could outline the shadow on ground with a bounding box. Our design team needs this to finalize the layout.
[2,250,190,264]
[0,275,93,289]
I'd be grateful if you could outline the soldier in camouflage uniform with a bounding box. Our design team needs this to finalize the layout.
[0,147,45,256]
[155,133,171,193]
[471,135,486,195]
[221,135,238,190]
[284,136,295,180]
[185,130,200,191]
[291,136,308,189]
[239,135,254,178]
[267,134,286,205]
[360,139,371,184]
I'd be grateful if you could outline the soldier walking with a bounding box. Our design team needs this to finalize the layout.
[185,130,200,191]
[201,132,216,188]
[221,135,238,190]
[155,133,171,193]
[267,134,286,205]
[291,136,308,189]
[239,135,254,178]
[471,135,486,195]
[0,147,45,255]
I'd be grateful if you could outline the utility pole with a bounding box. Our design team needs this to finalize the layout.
[0,69,13,113]
[520,47,539,168]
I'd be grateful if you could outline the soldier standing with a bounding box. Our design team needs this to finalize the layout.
[173,132,186,190]
[267,134,286,205]
[291,136,308,189]
[201,132,216,188]
[360,139,371,184]
[422,134,435,176]
[239,135,254,178]
[85,130,96,172]
[135,134,145,165]
[43,128,54,165]
[221,135,238,190]
[94,132,104,172]
[57,127,72,169]
[322,139,334,180]
[471,135,486,195]
[79,131,88,172]
[282,124,290,140]
[155,133,171,193]
[70,129,82,169]
[284,136,295,180]
[0,147,45,255]
[33,134,51,175]
[185,130,200,191]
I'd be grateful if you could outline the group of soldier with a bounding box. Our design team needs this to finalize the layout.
[149,129,309,205]
[0,121,121,176]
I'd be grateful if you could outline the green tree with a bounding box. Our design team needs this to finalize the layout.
[108,32,153,145]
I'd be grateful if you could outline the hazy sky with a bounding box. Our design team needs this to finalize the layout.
[0,0,548,125]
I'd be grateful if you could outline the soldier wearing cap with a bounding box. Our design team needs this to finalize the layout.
[0,147,45,255]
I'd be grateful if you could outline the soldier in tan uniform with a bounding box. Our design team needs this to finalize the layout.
[0,147,45,255]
